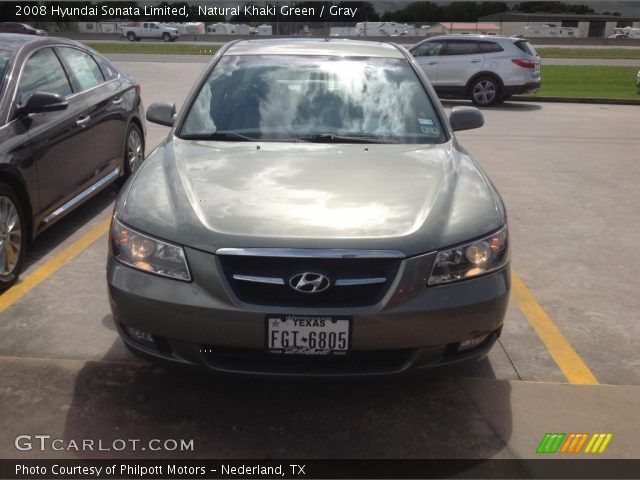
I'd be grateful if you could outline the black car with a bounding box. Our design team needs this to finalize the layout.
[0,34,145,291]
[0,23,47,36]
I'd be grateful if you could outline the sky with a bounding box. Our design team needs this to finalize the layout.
[369,1,640,16]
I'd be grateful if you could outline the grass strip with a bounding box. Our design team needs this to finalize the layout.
[85,41,220,55]
[536,47,640,60]
[526,65,639,100]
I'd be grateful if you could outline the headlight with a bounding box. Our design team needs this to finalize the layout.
[110,218,191,281]
[428,226,509,286]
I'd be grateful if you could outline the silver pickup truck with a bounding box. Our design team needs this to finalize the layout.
[121,22,180,42]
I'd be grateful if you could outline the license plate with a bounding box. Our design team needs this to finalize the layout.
[266,315,351,356]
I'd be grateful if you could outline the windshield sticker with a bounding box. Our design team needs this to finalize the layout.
[418,117,434,126]
[420,126,440,137]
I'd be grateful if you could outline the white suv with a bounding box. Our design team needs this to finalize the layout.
[410,35,541,106]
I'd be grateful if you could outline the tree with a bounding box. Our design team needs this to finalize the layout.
[513,2,594,14]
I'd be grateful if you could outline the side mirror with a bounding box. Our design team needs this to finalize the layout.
[18,92,68,115]
[449,106,484,132]
[146,101,176,127]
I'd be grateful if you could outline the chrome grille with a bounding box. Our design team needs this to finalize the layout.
[217,249,402,308]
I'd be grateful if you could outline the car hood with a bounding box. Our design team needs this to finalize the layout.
[118,138,504,256]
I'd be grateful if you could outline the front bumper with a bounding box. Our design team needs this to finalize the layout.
[107,247,510,376]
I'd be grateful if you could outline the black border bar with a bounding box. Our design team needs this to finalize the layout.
[2,459,640,479]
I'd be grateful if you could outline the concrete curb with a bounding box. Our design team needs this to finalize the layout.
[512,95,640,105]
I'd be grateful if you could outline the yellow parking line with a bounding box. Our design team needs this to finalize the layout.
[511,270,599,385]
[0,217,111,313]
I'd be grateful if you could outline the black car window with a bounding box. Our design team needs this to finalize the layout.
[0,50,13,92]
[18,47,72,105]
[94,55,119,80]
[441,40,480,56]
[411,41,444,57]
[58,47,105,92]
[0,49,12,86]
[479,41,504,54]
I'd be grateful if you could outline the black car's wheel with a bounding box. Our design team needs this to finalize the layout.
[0,183,26,292]
[470,76,501,107]
[163,33,171,42]
[127,32,136,42]
[119,123,145,185]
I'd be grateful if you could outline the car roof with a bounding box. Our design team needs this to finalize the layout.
[425,34,519,42]
[224,38,406,58]
[0,33,80,52]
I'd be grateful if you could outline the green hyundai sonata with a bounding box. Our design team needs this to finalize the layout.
[107,39,510,376]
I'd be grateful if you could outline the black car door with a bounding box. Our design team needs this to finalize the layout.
[56,46,126,176]
[16,46,95,222]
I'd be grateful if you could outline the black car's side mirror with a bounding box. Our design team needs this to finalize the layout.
[147,102,176,127]
[18,92,68,115]
[449,106,484,132]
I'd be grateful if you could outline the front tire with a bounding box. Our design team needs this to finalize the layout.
[470,76,501,107]
[0,183,26,292]
[127,32,136,42]
[163,33,171,42]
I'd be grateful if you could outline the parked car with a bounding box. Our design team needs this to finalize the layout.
[0,34,145,291]
[608,33,631,39]
[0,23,46,36]
[108,39,510,376]
[409,35,541,106]
[121,22,180,42]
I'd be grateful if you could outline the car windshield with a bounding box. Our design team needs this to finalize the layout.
[179,54,446,144]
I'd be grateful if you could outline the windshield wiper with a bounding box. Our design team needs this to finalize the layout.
[180,131,258,142]
[299,134,398,144]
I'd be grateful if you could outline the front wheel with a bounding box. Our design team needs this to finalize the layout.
[470,76,501,107]
[163,33,171,42]
[0,183,26,292]
[127,32,136,42]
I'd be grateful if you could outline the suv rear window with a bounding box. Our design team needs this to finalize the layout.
[514,40,537,56]
[479,41,504,54]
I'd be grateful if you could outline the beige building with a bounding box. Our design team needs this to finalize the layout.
[479,12,640,38]
[426,22,500,35]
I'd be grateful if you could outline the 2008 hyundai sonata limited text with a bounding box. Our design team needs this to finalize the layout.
[107,39,510,376]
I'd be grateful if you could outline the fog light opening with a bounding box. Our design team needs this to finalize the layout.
[125,326,155,346]
[459,333,490,352]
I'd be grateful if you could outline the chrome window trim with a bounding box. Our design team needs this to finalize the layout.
[216,248,405,259]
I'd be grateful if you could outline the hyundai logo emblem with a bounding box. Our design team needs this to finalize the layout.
[289,272,331,294]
